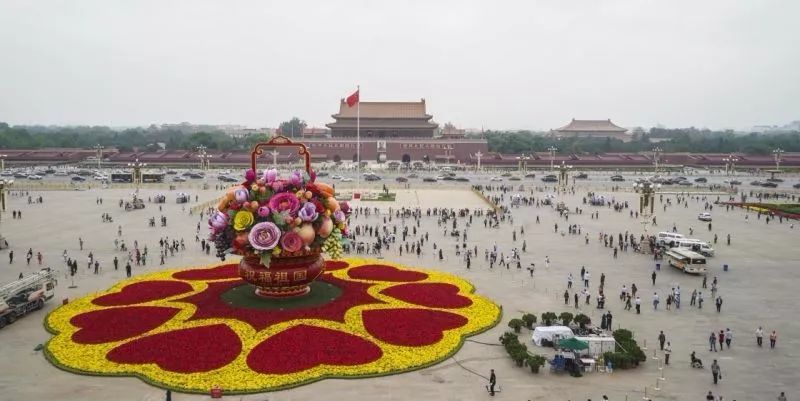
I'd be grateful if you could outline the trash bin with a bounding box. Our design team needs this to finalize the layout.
[723,264,728,272]
[656,263,661,271]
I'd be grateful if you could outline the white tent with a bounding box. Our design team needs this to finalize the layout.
[531,325,574,346]
[574,336,617,357]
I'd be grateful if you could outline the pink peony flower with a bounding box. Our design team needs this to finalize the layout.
[333,209,346,223]
[233,188,250,203]
[244,169,257,183]
[280,231,303,253]
[257,205,271,217]
[290,170,302,187]
[268,192,300,215]
[298,202,318,222]
[264,168,278,183]
[248,222,281,250]
[209,211,229,229]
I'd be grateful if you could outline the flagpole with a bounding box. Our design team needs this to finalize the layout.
[356,85,360,198]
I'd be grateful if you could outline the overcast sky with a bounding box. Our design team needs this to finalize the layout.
[1,0,798,130]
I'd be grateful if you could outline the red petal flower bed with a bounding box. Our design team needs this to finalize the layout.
[322,260,350,272]
[178,274,383,331]
[380,283,473,309]
[92,281,194,306]
[348,264,428,282]
[71,306,180,344]
[107,324,242,373]
[362,308,468,346]
[172,264,239,280]
[247,324,383,374]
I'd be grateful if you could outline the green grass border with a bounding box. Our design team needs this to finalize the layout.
[42,276,503,395]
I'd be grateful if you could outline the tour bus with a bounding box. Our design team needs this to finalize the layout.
[656,232,685,247]
[665,248,707,274]
[674,239,715,257]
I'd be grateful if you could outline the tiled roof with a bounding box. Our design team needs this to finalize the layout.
[333,100,431,119]
[555,119,627,132]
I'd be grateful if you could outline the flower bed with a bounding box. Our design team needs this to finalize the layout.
[44,258,501,394]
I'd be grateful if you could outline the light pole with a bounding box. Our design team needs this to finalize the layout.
[773,148,784,170]
[127,158,147,191]
[474,151,483,172]
[269,150,280,168]
[93,144,104,170]
[521,155,531,173]
[557,160,572,192]
[652,146,662,174]
[722,154,738,176]
[547,146,557,171]
[0,154,7,172]
[197,145,212,171]
[634,181,661,253]
[0,178,12,217]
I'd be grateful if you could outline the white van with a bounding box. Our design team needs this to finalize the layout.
[675,239,715,257]
[656,232,685,247]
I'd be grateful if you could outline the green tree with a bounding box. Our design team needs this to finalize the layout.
[278,117,307,138]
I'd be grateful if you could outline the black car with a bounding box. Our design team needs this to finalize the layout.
[364,174,381,181]
[395,177,408,183]
[408,173,419,178]
[575,173,589,179]
[442,176,455,181]
[316,171,329,177]
[761,182,778,188]
[218,175,238,183]
[422,177,437,182]
[501,172,512,177]
[728,180,742,185]
[694,177,707,183]
[455,177,470,182]
[524,173,536,178]
[766,177,783,183]
[71,176,87,182]
[793,183,800,189]
[750,180,763,186]
[610,175,625,182]
[541,174,558,183]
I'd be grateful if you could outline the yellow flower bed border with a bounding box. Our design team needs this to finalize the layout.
[43,259,502,394]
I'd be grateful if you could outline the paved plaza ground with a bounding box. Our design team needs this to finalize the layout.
[0,178,797,401]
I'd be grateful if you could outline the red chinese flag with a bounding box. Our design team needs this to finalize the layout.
[346,90,359,107]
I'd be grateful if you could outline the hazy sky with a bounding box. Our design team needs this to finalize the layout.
[1,0,798,130]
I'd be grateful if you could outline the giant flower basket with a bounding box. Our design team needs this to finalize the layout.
[209,136,347,297]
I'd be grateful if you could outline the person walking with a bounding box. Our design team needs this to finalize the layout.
[718,330,725,351]
[715,296,723,313]
[8,250,13,264]
[635,296,641,314]
[778,391,787,401]
[664,342,671,365]
[770,330,777,349]
[756,326,764,347]
[652,292,660,310]
[658,331,666,350]
[651,270,657,286]
[725,328,732,349]
[113,256,119,271]
[488,369,496,396]
[711,359,721,384]
[125,262,132,278]
[709,332,717,352]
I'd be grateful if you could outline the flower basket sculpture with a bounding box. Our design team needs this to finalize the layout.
[209,136,350,297]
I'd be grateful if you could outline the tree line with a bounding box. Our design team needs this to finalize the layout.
[1,122,798,155]
[473,128,800,155]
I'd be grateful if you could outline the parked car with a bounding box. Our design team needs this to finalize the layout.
[422,177,437,182]
[697,212,712,222]
[172,176,187,182]
[331,175,343,180]
[340,177,353,182]
[490,177,503,182]
[71,176,87,182]
[408,173,419,178]
[455,177,470,182]
[750,180,763,186]
[541,175,558,183]
[678,180,693,186]
[395,177,408,183]
[575,172,589,179]
[610,175,625,182]
[27,175,44,180]
[761,182,778,188]
[794,183,800,189]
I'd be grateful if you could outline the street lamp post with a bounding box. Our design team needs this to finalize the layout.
[269,150,280,168]
[652,146,662,174]
[557,160,572,192]
[0,154,7,172]
[93,144,104,170]
[722,154,739,176]
[633,181,661,253]
[197,145,212,171]
[0,178,12,216]
[548,146,557,171]
[127,158,147,191]
[773,148,784,170]
[474,151,483,171]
